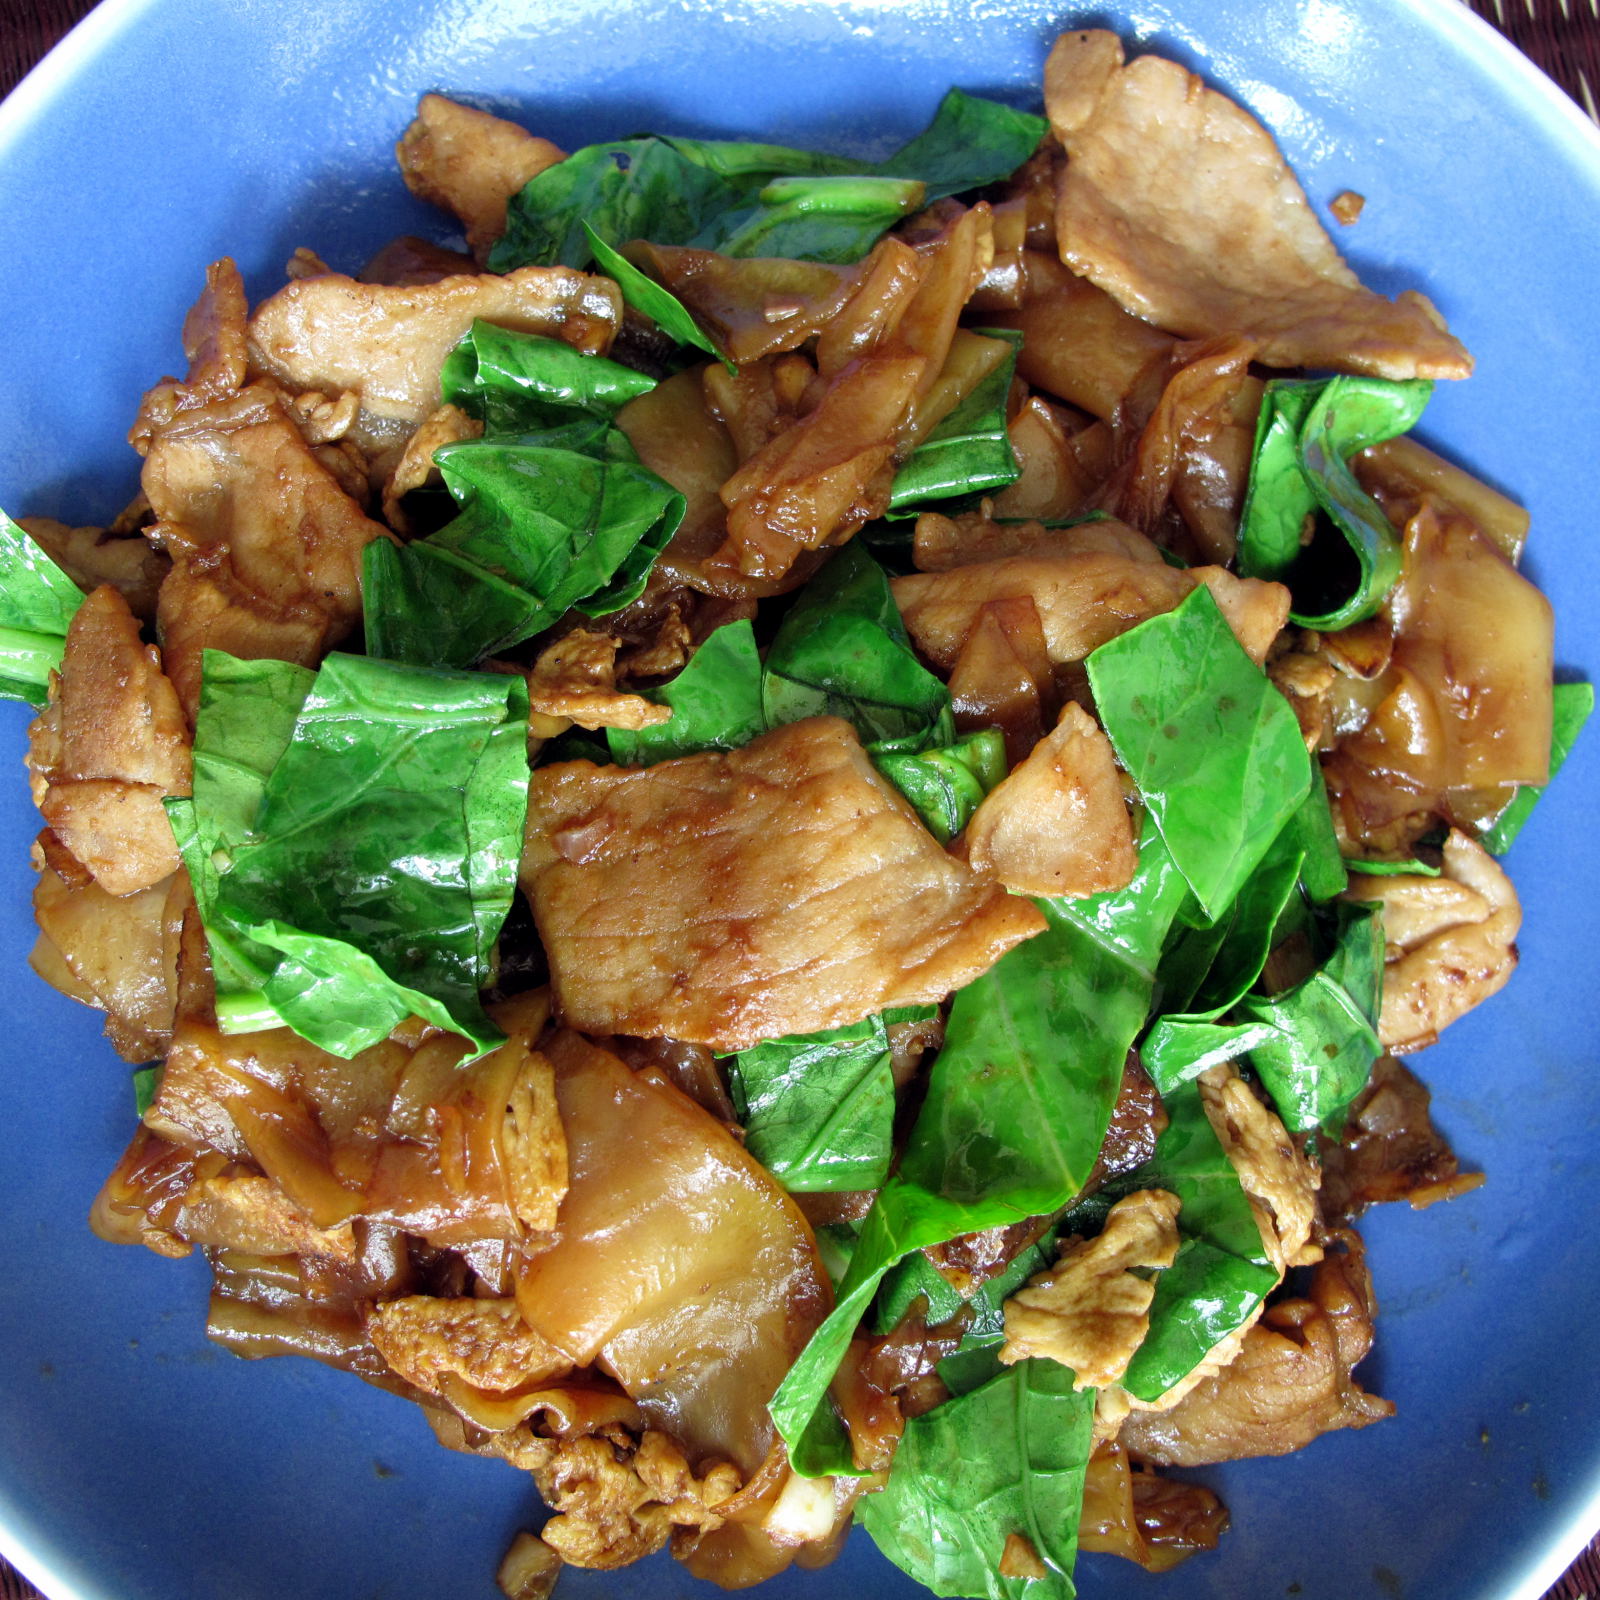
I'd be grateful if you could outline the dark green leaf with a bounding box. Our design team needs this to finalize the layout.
[659,136,857,182]
[728,1010,933,1193]
[439,322,657,434]
[1239,900,1384,1134]
[494,93,1043,282]
[1087,583,1312,920]
[1341,854,1442,877]
[0,510,84,704]
[1157,828,1306,1020]
[1122,1236,1278,1401]
[1235,382,1320,576]
[1141,1016,1283,1096]
[857,1357,1092,1600]
[697,174,926,262]
[581,227,730,366]
[763,542,953,754]
[1479,681,1594,855]
[1286,765,1350,903]
[898,899,1150,1215]
[1112,1082,1278,1402]
[772,831,1186,1473]
[489,138,737,271]
[876,88,1050,202]
[132,1065,161,1116]
[887,331,1022,513]
[1237,376,1431,629]
[364,432,684,669]
[174,650,530,1060]
[606,619,765,766]
[874,727,1006,844]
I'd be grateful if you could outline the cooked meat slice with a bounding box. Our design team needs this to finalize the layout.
[31,865,185,1062]
[1044,31,1471,380]
[138,384,392,718]
[175,1169,358,1259]
[27,586,191,894]
[381,401,483,530]
[397,94,566,259]
[519,717,1045,1050]
[367,1295,572,1396]
[246,265,621,443]
[1349,828,1519,1053]
[1000,1189,1181,1386]
[501,1043,567,1234]
[1197,1063,1321,1271]
[1119,1232,1392,1464]
[525,630,672,732]
[1268,649,1336,752]
[965,700,1137,898]
[892,554,1288,670]
[1320,1055,1482,1219]
[180,257,251,400]
[533,1432,740,1571]
[20,516,168,623]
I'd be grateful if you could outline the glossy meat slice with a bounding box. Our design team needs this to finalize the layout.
[1044,31,1471,380]
[31,865,186,1062]
[139,384,392,718]
[964,700,1138,899]
[892,553,1288,670]
[246,263,621,444]
[27,585,191,895]
[999,1188,1181,1386]
[519,716,1045,1050]
[397,94,566,259]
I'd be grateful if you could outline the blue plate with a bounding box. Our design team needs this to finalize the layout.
[0,2,1597,1597]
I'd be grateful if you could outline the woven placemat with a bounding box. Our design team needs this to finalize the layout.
[0,2,1596,1598]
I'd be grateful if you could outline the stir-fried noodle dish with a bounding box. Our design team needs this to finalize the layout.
[6,28,1586,1600]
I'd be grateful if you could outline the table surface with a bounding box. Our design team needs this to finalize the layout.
[0,2,1597,1599]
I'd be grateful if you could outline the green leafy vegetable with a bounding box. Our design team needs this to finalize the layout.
[364,430,684,669]
[876,89,1050,201]
[1141,1017,1283,1095]
[581,227,731,366]
[1238,900,1384,1134]
[1341,854,1442,877]
[489,137,738,272]
[606,619,765,766]
[169,650,530,1060]
[874,727,1006,843]
[699,174,927,262]
[1087,583,1311,920]
[1479,681,1594,855]
[0,510,84,704]
[771,828,1186,1476]
[1112,1082,1278,1402]
[440,322,657,432]
[1237,376,1432,629]
[132,1065,161,1116]
[887,331,1023,513]
[857,1356,1093,1600]
[763,542,954,755]
[493,92,1046,276]
[728,1007,934,1193]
